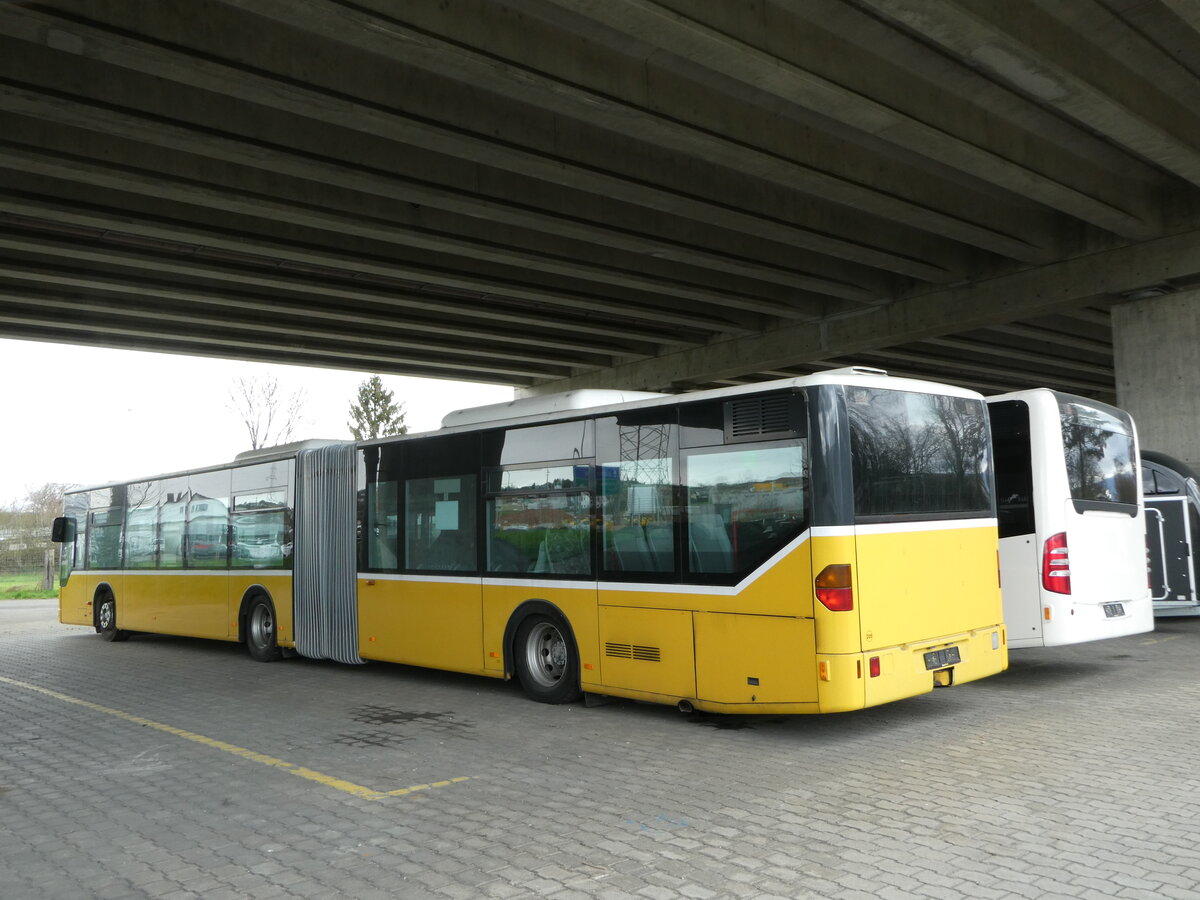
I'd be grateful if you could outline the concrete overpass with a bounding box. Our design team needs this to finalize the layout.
[1,1,1198,460]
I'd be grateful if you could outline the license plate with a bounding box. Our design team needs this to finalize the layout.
[1103,602,1125,618]
[923,646,961,670]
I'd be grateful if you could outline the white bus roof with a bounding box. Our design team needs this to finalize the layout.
[398,367,985,437]
[439,389,667,429]
[65,438,347,495]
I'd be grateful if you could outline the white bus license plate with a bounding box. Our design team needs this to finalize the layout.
[923,646,961,670]
[1103,602,1125,618]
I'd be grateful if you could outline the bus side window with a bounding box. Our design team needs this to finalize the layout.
[406,476,477,572]
[684,442,807,578]
[367,480,399,569]
[600,460,675,575]
[487,467,592,576]
[87,506,124,570]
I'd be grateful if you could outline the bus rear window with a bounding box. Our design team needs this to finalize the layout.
[848,387,992,520]
[1059,399,1137,508]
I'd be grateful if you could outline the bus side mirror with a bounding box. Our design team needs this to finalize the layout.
[51,516,75,543]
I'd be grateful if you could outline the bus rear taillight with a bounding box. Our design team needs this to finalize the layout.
[815,564,853,611]
[1042,532,1071,594]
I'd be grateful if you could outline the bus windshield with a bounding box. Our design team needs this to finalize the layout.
[847,387,992,520]
[1058,399,1137,507]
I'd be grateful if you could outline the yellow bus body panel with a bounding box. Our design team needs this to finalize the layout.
[694,612,817,704]
[59,570,295,646]
[855,524,1004,650]
[810,532,861,655]
[597,605,695,697]
[58,572,92,626]
[56,521,1005,716]
[359,577,486,674]
[480,582,599,683]
[597,536,813,617]
[233,574,294,648]
[809,522,1007,712]
[123,572,230,639]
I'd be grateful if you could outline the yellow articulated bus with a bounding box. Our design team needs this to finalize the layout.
[53,368,1007,714]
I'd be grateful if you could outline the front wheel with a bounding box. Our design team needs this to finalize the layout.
[514,613,581,704]
[245,596,283,662]
[96,594,130,642]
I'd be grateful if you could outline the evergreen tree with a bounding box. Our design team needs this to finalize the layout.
[348,375,407,440]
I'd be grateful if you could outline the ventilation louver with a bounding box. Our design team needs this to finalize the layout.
[605,642,662,662]
[724,394,798,442]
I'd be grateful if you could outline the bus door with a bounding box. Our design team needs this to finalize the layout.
[998,531,1042,646]
[1146,496,1197,609]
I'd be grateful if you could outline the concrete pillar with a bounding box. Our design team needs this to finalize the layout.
[1112,292,1200,469]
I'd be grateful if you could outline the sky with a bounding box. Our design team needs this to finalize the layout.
[0,338,513,507]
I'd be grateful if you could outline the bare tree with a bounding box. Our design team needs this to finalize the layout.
[25,482,66,521]
[228,375,307,450]
[0,483,67,592]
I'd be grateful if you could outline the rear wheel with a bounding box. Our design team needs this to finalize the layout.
[245,596,283,662]
[97,594,130,642]
[514,613,581,704]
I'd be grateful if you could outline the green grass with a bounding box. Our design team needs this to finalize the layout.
[1,589,57,600]
[0,572,57,599]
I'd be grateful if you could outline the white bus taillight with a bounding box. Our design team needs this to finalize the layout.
[815,564,853,611]
[1042,532,1071,594]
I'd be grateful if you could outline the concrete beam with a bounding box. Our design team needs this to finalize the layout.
[245,0,1058,262]
[0,109,789,327]
[859,0,1200,189]
[0,288,572,381]
[0,143,764,338]
[0,2,955,282]
[521,228,1200,392]
[531,0,1152,240]
[0,42,868,308]
[0,196,697,350]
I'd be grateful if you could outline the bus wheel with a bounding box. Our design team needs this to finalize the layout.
[245,596,283,662]
[514,614,581,704]
[97,594,130,642]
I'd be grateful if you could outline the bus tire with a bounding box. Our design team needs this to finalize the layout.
[96,593,130,642]
[244,595,283,662]
[514,613,581,704]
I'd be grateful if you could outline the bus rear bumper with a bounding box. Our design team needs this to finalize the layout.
[818,625,1008,713]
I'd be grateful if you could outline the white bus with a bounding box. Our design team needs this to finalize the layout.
[987,389,1153,648]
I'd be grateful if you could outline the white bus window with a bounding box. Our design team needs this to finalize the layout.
[1059,400,1137,507]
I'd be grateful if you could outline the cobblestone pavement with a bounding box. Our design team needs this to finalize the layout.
[2,598,1199,899]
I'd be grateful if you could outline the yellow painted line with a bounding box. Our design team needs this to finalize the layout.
[0,676,472,801]
[1139,634,1183,645]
